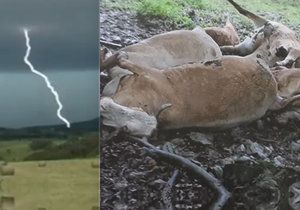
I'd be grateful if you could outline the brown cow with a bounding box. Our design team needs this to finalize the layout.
[101,27,222,97]
[272,66,300,123]
[221,0,300,68]
[205,19,240,46]
[100,52,297,137]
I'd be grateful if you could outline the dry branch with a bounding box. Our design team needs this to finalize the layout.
[100,40,122,48]
[162,169,179,210]
[128,136,231,210]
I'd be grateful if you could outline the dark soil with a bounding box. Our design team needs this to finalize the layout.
[100,8,300,210]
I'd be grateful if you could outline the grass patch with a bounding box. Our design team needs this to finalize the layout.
[136,0,204,27]
[136,0,204,28]
[1,159,99,210]
[0,140,35,162]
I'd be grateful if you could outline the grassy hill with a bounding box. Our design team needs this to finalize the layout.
[0,131,98,162]
[1,159,99,210]
[0,118,98,140]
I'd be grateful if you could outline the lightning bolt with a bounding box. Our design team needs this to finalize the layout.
[23,28,71,128]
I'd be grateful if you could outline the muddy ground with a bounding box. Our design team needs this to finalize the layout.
[100,8,300,210]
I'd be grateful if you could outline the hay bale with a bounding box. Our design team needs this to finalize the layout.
[38,161,47,167]
[91,206,100,210]
[0,196,14,209]
[91,161,100,169]
[0,166,14,176]
[0,161,7,166]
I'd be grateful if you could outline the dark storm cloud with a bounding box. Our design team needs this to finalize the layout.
[0,0,98,71]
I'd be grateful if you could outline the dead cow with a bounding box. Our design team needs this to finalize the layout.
[205,19,240,46]
[101,27,222,96]
[272,66,300,123]
[273,67,300,99]
[221,0,300,68]
[100,52,300,137]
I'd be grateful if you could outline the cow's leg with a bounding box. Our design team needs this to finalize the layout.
[221,29,265,56]
[100,50,120,70]
[101,50,150,75]
[269,94,300,110]
[221,36,260,56]
[117,52,160,75]
[276,47,300,68]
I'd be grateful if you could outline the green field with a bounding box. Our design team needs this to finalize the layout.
[0,131,98,162]
[0,140,65,162]
[0,159,99,210]
[0,140,32,162]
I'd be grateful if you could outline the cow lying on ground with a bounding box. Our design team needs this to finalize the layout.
[100,51,300,137]
[101,27,222,96]
[205,19,240,46]
[272,67,300,123]
[221,0,300,68]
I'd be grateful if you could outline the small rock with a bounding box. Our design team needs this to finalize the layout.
[171,138,186,145]
[244,139,272,159]
[235,155,253,162]
[288,182,300,210]
[220,157,235,166]
[291,140,300,152]
[188,132,213,145]
[211,165,223,178]
[152,179,166,185]
[236,144,246,153]
[111,35,122,43]
[114,179,128,189]
[273,155,285,167]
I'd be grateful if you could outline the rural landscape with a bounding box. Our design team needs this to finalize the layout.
[0,120,99,210]
[100,0,300,209]
[0,0,99,209]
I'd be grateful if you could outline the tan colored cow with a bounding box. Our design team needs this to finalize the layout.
[221,0,300,68]
[101,27,222,96]
[205,19,240,46]
[271,66,300,123]
[100,51,300,137]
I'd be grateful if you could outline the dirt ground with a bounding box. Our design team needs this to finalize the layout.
[100,8,300,210]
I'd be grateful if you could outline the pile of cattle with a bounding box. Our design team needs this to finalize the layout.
[100,0,300,209]
[100,0,300,137]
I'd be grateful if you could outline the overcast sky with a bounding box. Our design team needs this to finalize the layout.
[0,0,98,71]
[0,0,99,128]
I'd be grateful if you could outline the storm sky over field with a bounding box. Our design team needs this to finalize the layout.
[0,0,99,128]
[0,0,98,71]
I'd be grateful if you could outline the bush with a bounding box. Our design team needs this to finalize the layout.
[30,139,53,150]
[136,0,203,28]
